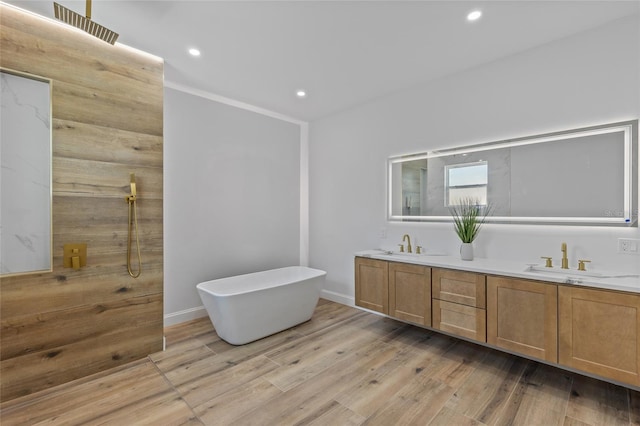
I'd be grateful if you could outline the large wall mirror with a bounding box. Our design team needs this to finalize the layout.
[1,69,52,276]
[388,120,638,226]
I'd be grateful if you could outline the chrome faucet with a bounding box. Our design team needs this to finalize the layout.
[561,242,569,269]
[402,234,413,254]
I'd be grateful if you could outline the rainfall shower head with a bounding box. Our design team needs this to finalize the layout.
[54,0,119,45]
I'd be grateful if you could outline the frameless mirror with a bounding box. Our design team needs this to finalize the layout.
[1,69,52,276]
[388,120,638,226]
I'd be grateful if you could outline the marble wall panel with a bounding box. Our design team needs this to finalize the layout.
[0,70,51,275]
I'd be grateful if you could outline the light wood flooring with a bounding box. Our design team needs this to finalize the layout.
[2,299,639,425]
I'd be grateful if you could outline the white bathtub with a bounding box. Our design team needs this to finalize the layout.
[196,266,326,345]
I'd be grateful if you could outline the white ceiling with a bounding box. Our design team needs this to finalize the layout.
[6,1,640,121]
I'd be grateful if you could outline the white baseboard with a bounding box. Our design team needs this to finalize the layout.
[164,292,353,328]
[164,305,208,327]
[320,289,354,307]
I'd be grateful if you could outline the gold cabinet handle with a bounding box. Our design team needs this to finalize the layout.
[541,256,553,267]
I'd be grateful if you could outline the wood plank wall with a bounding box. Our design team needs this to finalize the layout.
[0,5,164,401]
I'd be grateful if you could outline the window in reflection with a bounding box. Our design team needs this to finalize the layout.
[445,161,488,206]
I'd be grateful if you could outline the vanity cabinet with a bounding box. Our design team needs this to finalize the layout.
[432,268,486,342]
[354,255,640,388]
[389,262,431,326]
[558,286,640,386]
[355,257,389,314]
[487,277,558,363]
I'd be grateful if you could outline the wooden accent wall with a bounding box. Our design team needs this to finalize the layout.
[0,5,164,401]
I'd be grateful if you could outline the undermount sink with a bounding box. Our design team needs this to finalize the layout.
[383,250,447,257]
[525,264,604,278]
[524,265,638,280]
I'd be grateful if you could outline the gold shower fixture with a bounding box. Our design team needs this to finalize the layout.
[54,0,119,45]
[126,173,142,278]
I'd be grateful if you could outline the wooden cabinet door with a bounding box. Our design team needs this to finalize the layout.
[355,257,389,314]
[487,277,558,363]
[432,268,486,308]
[389,262,431,326]
[559,286,640,386]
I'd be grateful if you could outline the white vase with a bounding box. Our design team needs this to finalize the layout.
[460,243,474,261]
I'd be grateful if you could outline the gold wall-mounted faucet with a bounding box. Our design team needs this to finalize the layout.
[561,242,569,269]
[402,234,412,253]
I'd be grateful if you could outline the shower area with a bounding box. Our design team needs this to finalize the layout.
[0,4,164,401]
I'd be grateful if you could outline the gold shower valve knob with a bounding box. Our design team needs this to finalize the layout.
[63,243,87,269]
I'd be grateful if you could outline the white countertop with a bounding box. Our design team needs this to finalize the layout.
[355,249,640,294]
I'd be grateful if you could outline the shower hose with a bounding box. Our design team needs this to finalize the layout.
[126,190,142,278]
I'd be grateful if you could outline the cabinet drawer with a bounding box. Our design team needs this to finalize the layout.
[433,299,486,342]
[432,268,486,308]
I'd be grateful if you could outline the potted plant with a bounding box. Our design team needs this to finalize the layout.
[449,198,492,260]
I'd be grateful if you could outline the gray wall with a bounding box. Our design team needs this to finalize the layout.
[164,87,301,323]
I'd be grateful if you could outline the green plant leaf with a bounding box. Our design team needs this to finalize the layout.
[449,198,493,243]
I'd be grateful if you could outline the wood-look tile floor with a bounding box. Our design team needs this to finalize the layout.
[2,299,639,425]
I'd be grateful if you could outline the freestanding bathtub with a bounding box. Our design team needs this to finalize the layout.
[196,266,327,345]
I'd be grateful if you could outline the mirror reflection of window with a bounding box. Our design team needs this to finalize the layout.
[445,161,488,206]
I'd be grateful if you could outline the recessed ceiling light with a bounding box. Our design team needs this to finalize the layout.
[467,10,482,21]
[188,48,201,57]
[296,90,307,98]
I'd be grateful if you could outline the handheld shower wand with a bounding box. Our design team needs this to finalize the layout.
[126,173,142,278]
